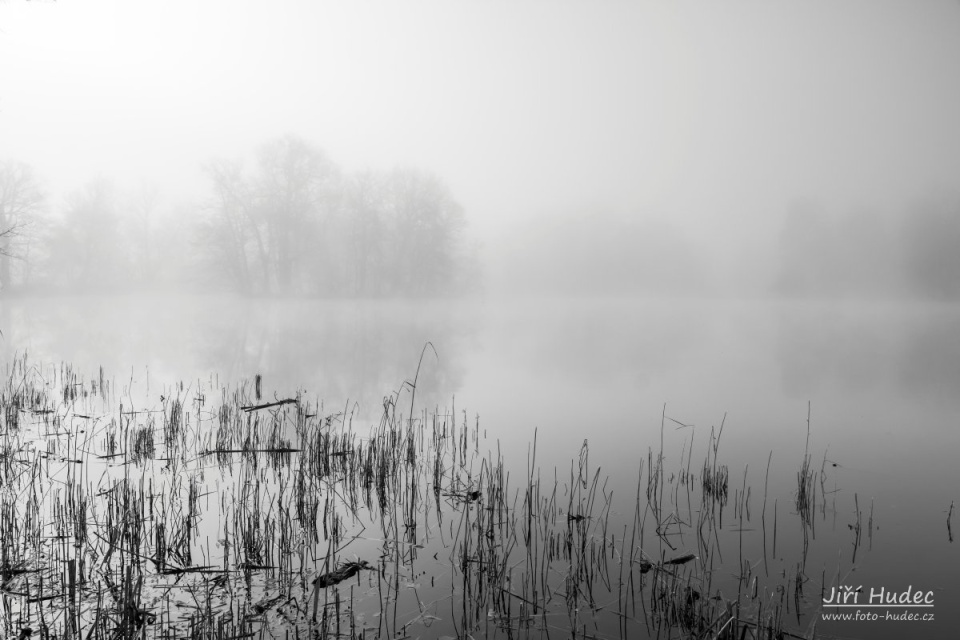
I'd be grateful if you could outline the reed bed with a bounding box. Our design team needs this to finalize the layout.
[0,354,846,639]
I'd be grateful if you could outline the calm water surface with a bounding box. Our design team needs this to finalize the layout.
[2,293,958,638]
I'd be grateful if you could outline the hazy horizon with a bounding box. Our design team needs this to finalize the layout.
[3,0,959,292]
[2,5,960,636]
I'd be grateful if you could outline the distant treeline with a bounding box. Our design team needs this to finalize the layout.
[775,198,960,299]
[0,135,480,297]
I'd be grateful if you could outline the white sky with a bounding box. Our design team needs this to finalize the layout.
[2,0,960,245]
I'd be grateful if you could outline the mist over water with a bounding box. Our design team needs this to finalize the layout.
[4,292,958,481]
[4,292,960,639]
[2,1,960,637]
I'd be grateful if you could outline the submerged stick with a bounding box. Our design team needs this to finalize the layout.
[241,398,298,412]
[663,553,696,566]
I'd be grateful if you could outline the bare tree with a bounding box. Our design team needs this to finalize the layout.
[203,158,263,292]
[385,168,465,295]
[199,136,475,296]
[255,135,340,294]
[201,137,340,294]
[0,161,45,290]
[342,171,388,295]
[46,181,124,289]
[127,184,160,286]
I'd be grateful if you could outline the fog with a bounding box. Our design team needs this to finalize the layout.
[2,0,960,299]
[3,5,960,638]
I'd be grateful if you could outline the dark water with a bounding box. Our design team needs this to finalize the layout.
[2,293,958,638]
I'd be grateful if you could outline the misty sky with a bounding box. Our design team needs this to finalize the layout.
[2,0,960,248]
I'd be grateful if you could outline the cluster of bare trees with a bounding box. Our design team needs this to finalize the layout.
[0,135,478,296]
[0,173,196,293]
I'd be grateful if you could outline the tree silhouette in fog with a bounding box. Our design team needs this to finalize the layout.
[255,135,340,294]
[0,138,477,297]
[202,137,340,294]
[0,161,45,291]
[201,135,472,297]
[46,181,126,290]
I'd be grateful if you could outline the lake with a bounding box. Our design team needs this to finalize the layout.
[1,293,958,638]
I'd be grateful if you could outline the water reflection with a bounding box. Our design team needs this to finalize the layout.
[484,297,706,387]
[2,293,958,638]
[897,314,960,400]
[6,295,959,415]
[0,295,478,417]
[776,300,960,405]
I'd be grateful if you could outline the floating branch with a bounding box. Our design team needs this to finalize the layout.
[663,553,697,566]
[241,398,298,412]
[200,447,302,456]
[312,560,371,588]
